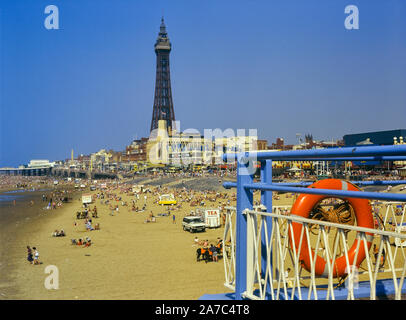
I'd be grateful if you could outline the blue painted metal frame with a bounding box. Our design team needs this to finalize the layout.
[224,180,406,189]
[235,156,253,299]
[260,160,272,296]
[223,145,406,161]
[222,145,406,300]
[199,278,406,300]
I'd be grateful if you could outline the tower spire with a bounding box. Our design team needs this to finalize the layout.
[160,16,165,33]
[150,18,175,133]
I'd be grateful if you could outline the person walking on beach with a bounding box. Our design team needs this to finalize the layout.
[172,214,176,224]
[33,247,40,265]
[27,246,33,264]
[93,206,98,218]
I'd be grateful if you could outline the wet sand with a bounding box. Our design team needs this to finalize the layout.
[0,185,78,298]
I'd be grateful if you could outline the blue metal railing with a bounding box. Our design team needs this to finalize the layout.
[223,145,406,300]
[223,145,406,161]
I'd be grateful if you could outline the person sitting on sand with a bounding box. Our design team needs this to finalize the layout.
[193,237,202,247]
[77,239,83,246]
[84,237,92,247]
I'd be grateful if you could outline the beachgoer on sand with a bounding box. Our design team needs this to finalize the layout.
[210,244,218,262]
[33,247,40,265]
[27,246,33,264]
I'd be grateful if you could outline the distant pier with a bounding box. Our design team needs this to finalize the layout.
[0,166,52,176]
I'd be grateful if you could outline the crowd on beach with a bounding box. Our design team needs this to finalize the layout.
[193,236,223,262]
[6,169,404,269]
[0,175,67,192]
[41,189,73,210]
[89,182,236,219]
[62,180,237,261]
[144,169,236,179]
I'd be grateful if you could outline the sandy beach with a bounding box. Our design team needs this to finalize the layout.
[1,175,405,300]
[0,176,253,300]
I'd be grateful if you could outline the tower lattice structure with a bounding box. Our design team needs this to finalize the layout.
[150,17,175,133]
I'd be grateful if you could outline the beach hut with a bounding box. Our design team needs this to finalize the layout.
[399,166,406,178]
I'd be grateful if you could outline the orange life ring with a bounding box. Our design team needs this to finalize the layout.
[289,179,374,278]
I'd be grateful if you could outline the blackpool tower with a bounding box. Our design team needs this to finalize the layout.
[150,17,175,133]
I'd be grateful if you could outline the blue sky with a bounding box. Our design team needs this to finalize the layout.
[1,0,405,166]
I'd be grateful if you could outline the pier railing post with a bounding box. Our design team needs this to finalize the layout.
[235,155,253,299]
[261,160,273,296]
